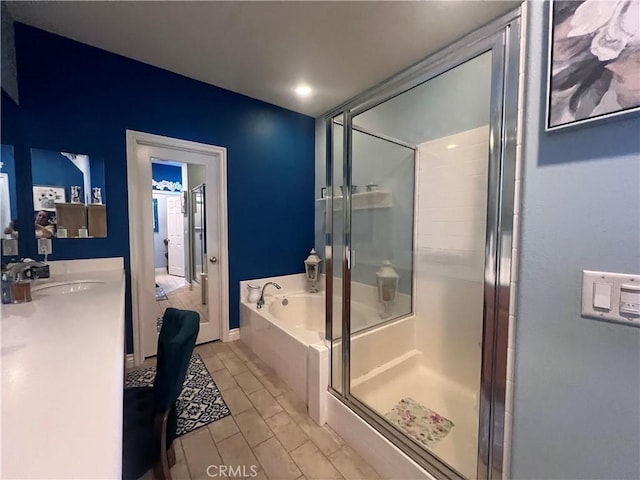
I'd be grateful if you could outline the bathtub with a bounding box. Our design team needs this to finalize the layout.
[240,274,327,416]
[267,291,383,337]
[239,273,415,425]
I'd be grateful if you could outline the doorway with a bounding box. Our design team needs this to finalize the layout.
[151,160,211,346]
[127,131,230,366]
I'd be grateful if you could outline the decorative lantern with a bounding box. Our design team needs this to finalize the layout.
[376,261,399,318]
[304,248,322,293]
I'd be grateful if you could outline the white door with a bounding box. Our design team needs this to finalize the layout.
[131,136,226,361]
[167,196,185,277]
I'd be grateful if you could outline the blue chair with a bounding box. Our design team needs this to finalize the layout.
[122,308,199,480]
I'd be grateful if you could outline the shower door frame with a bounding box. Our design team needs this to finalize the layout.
[324,8,521,480]
[190,183,207,285]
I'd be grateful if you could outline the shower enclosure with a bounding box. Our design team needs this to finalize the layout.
[324,10,520,480]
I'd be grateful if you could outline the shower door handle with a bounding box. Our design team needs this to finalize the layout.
[209,256,218,263]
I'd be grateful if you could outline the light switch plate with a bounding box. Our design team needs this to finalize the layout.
[37,238,52,255]
[2,238,18,256]
[582,270,640,327]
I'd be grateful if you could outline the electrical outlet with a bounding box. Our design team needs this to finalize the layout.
[37,238,52,255]
[2,238,18,256]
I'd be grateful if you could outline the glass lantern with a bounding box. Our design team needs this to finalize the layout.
[376,260,399,318]
[304,248,322,293]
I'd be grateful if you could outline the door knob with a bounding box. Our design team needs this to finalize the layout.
[209,256,218,263]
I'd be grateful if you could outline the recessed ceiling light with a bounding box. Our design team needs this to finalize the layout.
[295,85,312,97]
[447,144,457,149]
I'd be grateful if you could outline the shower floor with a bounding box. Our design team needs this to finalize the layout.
[351,353,479,478]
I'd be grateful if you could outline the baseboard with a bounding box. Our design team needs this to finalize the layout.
[225,328,240,342]
[125,354,135,369]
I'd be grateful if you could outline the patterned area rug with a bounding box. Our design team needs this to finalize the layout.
[385,397,454,449]
[125,353,230,436]
[155,286,168,301]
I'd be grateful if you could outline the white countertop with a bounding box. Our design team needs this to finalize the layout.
[1,261,126,479]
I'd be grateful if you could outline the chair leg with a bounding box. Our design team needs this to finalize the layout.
[168,443,176,468]
[153,410,173,480]
[153,457,173,480]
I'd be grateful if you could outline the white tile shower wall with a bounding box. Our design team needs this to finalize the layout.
[414,126,489,396]
[503,4,527,476]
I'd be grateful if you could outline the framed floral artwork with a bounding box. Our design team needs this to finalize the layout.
[546,0,640,131]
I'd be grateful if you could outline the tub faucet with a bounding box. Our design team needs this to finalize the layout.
[257,282,281,309]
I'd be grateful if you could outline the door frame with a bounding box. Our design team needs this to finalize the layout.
[126,130,230,367]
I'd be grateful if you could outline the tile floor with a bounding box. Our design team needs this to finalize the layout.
[134,340,381,480]
[155,270,209,327]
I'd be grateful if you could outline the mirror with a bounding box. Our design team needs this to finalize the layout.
[30,148,107,238]
[1,144,18,242]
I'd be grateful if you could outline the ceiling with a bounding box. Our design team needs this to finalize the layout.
[7,1,520,117]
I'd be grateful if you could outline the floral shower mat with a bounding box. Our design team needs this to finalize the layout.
[385,397,454,449]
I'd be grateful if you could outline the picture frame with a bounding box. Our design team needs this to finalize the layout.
[546,0,640,131]
[32,185,66,212]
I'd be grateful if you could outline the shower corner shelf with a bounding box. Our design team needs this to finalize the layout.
[316,190,392,210]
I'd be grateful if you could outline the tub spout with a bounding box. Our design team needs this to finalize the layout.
[257,282,281,309]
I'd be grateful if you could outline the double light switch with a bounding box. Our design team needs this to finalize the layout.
[582,270,640,327]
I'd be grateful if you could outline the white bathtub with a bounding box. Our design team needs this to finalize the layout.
[239,273,414,426]
[240,274,329,418]
[268,291,383,336]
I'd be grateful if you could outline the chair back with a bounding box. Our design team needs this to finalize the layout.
[154,307,200,413]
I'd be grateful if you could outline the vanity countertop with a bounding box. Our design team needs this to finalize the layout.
[1,261,125,479]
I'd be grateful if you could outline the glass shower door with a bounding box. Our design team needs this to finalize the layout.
[191,185,206,285]
[325,14,522,474]
[346,52,493,479]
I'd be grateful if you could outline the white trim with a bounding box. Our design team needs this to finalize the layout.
[125,354,135,370]
[127,130,230,366]
[225,328,240,342]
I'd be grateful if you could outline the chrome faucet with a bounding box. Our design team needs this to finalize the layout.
[256,282,281,309]
[7,261,48,281]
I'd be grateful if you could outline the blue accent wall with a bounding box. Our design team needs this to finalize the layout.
[0,144,17,221]
[152,163,183,191]
[89,156,106,204]
[14,24,315,353]
[1,88,30,259]
[30,148,83,202]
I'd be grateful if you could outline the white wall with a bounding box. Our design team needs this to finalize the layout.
[414,125,488,396]
[319,124,415,296]
[354,52,492,146]
[511,2,640,479]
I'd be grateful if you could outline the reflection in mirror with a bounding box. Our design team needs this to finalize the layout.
[30,148,107,238]
[1,145,18,240]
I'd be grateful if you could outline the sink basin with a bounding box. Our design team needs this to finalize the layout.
[32,281,105,295]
